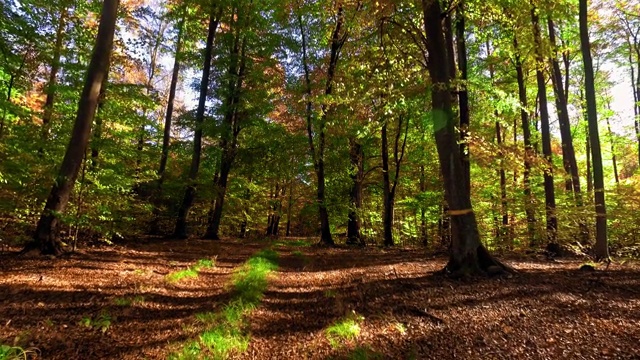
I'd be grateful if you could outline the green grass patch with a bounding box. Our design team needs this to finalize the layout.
[326,312,364,348]
[166,258,216,283]
[274,239,313,248]
[79,310,113,334]
[0,344,39,360]
[113,295,145,307]
[169,249,278,360]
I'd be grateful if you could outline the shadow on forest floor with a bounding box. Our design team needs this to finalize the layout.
[1,238,639,359]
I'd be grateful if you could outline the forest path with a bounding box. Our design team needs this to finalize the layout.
[1,239,640,359]
[0,238,263,359]
[246,241,640,360]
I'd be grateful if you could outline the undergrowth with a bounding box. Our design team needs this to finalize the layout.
[169,248,278,360]
[165,257,216,283]
[0,344,39,360]
[326,311,364,348]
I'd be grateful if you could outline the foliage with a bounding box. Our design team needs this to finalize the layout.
[79,310,113,334]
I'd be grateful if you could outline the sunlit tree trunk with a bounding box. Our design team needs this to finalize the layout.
[26,0,119,255]
[579,0,608,261]
[514,35,537,244]
[532,7,557,245]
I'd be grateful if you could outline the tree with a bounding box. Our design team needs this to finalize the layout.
[25,0,120,255]
[579,0,609,261]
[173,2,220,239]
[531,6,557,245]
[421,0,508,276]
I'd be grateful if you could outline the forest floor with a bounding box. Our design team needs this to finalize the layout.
[1,238,639,360]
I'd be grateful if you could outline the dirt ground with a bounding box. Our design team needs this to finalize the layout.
[1,238,639,359]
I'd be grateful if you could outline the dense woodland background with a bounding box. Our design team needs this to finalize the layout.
[1,0,640,262]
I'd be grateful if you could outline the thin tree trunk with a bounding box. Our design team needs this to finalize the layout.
[204,29,246,240]
[514,34,537,244]
[40,4,68,151]
[604,96,619,184]
[173,4,220,238]
[26,0,119,255]
[347,138,364,245]
[532,7,557,245]
[548,18,582,201]
[150,15,184,234]
[579,0,609,261]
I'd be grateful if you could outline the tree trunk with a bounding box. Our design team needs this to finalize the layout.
[381,121,394,246]
[173,5,219,238]
[26,0,119,255]
[286,179,294,236]
[204,29,246,240]
[604,98,619,184]
[548,18,582,201]
[421,0,508,276]
[514,35,537,244]
[40,3,68,151]
[456,1,470,198]
[531,7,557,245]
[347,138,364,245]
[150,15,184,235]
[579,0,609,261]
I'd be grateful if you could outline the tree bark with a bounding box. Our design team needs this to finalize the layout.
[174,4,219,238]
[347,138,364,245]
[421,0,508,276]
[531,7,557,245]
[456,1,470,198]
[150,14,184,234]
[26,0,119,255]
[40,3,68,151]
[514,35,537,244]
[548,18,582,202]
[203,28,246,240]
[579,0,609,261]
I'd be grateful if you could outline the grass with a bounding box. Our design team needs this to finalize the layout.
[113,295,145,307]
[79,310,113,334]
[326,312,364,348]
[166,257,216,283]
[0,344,38,360]
[274,239,313,248]
[169,249,278,360]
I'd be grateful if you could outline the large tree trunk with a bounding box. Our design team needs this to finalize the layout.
[514,35,537,244]
[421,0,508,276]
[579,0,609,261]
[347,138,364,245]
[26,0,119,255]
[173,5,219,238]
[531,8,557,245]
